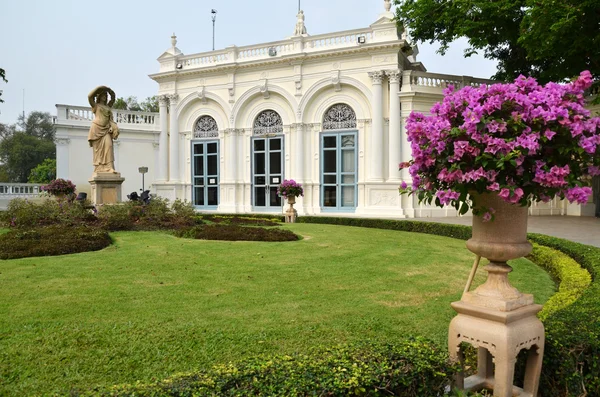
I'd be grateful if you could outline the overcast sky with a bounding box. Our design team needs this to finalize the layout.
[0,0,498,125]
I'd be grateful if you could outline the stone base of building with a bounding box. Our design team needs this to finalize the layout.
[89,173,125,205]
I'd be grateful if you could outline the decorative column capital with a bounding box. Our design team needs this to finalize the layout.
[168,93,179,106]
[158,95,170,106]
[368,71,385,84]
[55,137,71,145]
[291,123,306,130]
[386,69,402,84]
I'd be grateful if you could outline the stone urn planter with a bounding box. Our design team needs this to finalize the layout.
[448,192,545,397]
[463,192,533,311]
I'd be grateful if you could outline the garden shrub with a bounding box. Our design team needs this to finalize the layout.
[177,224,299,242]
[0,226,111,259]
[91,338,456,397]
[527,243,591,321]
[2,198,96,229]
[298,216,600,396]
[97,199,197,231]
[199,214,281,227]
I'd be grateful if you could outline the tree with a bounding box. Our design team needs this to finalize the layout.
[18,111,55,140]
[140,96,159,112]
[28,158,56,183]
[112,96,158,112]
[0,68,6,103]
[0,111,56,182]
[112,96,141,111]
[394,0,600,83]
[0,132,55,182]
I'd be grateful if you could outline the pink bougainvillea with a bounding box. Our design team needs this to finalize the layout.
[399,71,600,217]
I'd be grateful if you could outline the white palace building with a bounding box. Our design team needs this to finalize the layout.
[51,1,598,218]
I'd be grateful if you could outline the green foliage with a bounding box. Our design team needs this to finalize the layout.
[27,158,56,183]
[2,198,96,229]
[96,198,196,231]
[112,96,157,112]
[394,0,600,83]
[526,234,600,396]
[297,216,472,240]
[90,338,456,397]
[0,131,55,182]
[0,111,56,182]
[140,96,159,112]
[17,111,56,140]
[0,226,111,260]
[177,224,299,242]
[199,214,281,226]
[527,243,591,321]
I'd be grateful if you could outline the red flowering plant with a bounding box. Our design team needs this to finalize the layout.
[41,178,76,198]
[399,71,600,221]
[277,179,304,199]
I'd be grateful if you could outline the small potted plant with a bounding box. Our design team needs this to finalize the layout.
[41,178,77,201]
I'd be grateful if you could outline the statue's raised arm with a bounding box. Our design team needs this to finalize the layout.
[88,86,110,109]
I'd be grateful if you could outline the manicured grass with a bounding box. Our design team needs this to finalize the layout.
[0,224,555,396]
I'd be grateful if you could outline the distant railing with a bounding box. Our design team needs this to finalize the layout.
[307,31,373,50]
[0,183,43,197]
[402,71,495,91]
[57,105,159,127]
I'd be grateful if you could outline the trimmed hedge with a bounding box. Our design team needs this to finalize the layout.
[298,216,600,397]
[87,338,457,397]
[0,226,112,259]
[199,215,282,227]
[528,243,591,321]
[176,224,299,242]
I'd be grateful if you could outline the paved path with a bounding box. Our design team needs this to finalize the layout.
[418,216,600,247]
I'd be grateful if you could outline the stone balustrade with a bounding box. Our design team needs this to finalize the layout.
[168,27,380,72]
[0,183,45,210]
[55,105,160,131]
[402,70,495,92]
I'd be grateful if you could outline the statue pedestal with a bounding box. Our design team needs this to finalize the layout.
[89,172,125,205]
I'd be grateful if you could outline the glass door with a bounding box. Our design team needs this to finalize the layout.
[192,141,219,209]
[321,132,357,211]
[253,136,283,210]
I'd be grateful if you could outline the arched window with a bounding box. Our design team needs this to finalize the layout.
[322,103,357,130]
[253,110,283,135]
[194,115,219,138]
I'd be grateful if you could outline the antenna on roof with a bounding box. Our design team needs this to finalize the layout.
[298,0,301,13]
[211,9,217,51]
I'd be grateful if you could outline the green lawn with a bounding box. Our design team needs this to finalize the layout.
[0,224,555,396]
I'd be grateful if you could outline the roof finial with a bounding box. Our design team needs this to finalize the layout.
[293,9,308,36]
[384,0,391,12]
[171,33,177,48]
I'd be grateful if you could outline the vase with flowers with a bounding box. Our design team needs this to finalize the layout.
[399,71,600,395]
[278,179,303,222]
[41,178,77,201]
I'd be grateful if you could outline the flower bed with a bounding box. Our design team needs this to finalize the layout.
[176,224,299,242]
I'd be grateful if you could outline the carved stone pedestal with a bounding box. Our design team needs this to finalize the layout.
[285,196,298,223]
[449,302,545,397]
[89,172,125,205]
[449,192,545,396]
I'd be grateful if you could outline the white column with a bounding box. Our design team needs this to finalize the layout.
[226,129,237,182]
[168,94,179,182]
[293,123,304,181]
[386,70,401,181]
[400,70,413,181]
[368,71,384,181]
[157,95,169,181]
[55,138,70,179]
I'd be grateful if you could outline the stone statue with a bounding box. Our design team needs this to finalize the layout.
[293,10,307,36]
[87,86,119,174]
